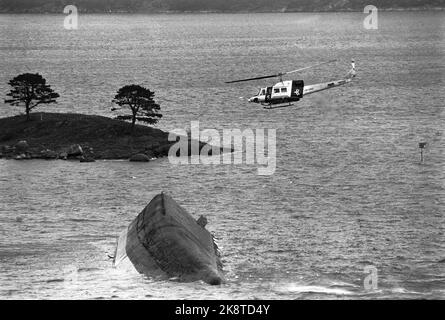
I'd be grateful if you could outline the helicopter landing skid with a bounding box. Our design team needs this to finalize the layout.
[262,103,294,110]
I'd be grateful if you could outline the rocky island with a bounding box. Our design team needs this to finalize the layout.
[0,112,216,162]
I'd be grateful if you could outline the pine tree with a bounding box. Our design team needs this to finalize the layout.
[5,73,59,121]
[112,84,162,133]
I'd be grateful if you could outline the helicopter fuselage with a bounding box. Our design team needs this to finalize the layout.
[247,61,356,107]
[248,80,304,105]
[248,76,355,107]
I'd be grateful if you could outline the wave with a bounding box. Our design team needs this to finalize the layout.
[278,283,354,296]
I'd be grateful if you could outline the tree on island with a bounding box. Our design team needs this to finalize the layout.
[5,73,60,121]
[112,84,162,133]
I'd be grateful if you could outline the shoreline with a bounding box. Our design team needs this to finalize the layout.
[0,8,444,14]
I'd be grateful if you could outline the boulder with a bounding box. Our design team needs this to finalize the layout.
[15,140,29,153]
[67,144,83,157]
[1,145,14,154]
[40,149,58,159]
[14,153,27,160]
[59,152,68,160]
[143,148,155,159]
[129,153,150,162]
[80,156,95,163]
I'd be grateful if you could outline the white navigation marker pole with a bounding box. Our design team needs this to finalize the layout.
[419,142,427,163]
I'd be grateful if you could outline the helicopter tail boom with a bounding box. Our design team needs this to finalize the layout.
[302,59,356,96]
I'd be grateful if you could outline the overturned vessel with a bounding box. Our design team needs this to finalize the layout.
[113,193,224,285]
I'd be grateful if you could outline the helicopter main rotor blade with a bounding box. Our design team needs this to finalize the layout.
[283,59,337,75]
[225,74,280,84]
[225,59,337,84]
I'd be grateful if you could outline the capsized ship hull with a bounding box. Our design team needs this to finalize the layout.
[113,193,224,285]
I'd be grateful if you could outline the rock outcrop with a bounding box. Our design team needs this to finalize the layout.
[129,153,150,162]
[15,140,29,153]
[79,156,95,162]
[66,144,83,157]
[40,149,58,159]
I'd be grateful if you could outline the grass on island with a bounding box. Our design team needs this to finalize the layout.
[0,112,173,159]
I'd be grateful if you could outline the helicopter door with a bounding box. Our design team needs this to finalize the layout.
[291,80,304,98]
[258,88,267,102]
[266,87,272,102]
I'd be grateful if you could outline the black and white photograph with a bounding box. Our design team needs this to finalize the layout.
[0,0,443,307]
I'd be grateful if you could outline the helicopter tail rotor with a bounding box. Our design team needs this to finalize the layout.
[346,58,356,79]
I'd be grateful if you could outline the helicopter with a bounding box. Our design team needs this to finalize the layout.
[225,59,356,109]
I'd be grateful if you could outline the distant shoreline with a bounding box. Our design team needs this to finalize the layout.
[0,8,444,14]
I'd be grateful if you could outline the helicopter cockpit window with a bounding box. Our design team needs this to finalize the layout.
[274,88,280,93]
[281,88,287,93]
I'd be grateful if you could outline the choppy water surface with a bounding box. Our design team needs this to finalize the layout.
[0,12,444,299]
